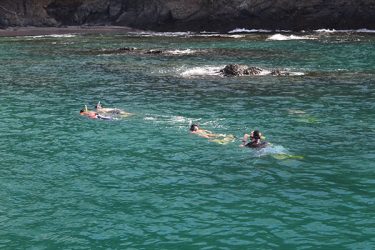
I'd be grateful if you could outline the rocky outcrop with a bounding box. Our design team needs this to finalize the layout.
[221,64,263,76]
[220,64,294,76]
[1,0,374,31]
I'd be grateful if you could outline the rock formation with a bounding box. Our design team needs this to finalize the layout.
[220,64,263,76]
[1,0,374,31]
[220,64,295,76]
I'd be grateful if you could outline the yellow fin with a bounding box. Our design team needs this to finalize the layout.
[272,154,304,160]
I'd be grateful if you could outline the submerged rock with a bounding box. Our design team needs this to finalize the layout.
[145,49,163,54]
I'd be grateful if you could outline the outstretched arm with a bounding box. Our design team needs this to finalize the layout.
[241,134,249,146]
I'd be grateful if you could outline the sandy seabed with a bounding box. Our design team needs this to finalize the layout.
[0,25,140,37]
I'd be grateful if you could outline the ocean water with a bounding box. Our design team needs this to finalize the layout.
[0,30,374,249]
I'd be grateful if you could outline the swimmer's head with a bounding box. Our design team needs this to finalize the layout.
[80,109,85,114]
[190,124,198,131]
[95,102,102,109]
[253,130,261,140]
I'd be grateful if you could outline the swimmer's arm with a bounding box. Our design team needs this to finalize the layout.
[241,134,249,147]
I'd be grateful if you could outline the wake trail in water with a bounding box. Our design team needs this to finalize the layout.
[251,144,304,160]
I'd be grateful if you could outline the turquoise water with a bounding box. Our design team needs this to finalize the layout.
[1,31,374,249]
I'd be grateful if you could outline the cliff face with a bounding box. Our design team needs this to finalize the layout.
[1,0,374,31]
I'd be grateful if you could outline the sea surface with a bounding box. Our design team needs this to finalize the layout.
[0,30,374,249]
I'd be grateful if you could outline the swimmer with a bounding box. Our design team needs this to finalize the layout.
[80,106,113,120]
[190,124,236,144]
[241,130,268,148]
[95,101,132,117]
[80,109,98,119]
[190,124,217,138]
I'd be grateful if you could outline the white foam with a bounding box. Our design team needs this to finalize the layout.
[288,71,305,76]
[355,28,375,33]
[267,34,316,41]
[255,145,288,157]
[130,31,193,37]
[180,66,223,77]
[315,28,375,33]
[170,116,190,123]
[258,69,271,76]
[144,117,157,121]
[178,65,305,77]
[228,28,273,33]
[197,34,246,38]
[31,34,77,38]
[256,69,304,76]
[144,114,194,127]
[165,49,197,55]
[315,29,338,33]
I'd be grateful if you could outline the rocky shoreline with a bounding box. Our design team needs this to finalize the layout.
[1,0,374,32]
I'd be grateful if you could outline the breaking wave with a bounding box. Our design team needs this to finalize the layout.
[165,49,198,55]
[30,34,77,38]
[314,28,375,33]
[179,66,223,77]
[129,31,193,37]
[267,34,317,41]
[228,28,274,33]
[178,65,305,77]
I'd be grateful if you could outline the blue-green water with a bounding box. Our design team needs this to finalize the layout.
[1,31,374,249]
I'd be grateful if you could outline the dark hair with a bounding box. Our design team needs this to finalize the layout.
[190,124,198,131]
[80,109,84,113]
[253,130,261,140]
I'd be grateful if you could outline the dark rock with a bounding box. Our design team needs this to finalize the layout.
[220,64,262,76]
[244,66,263,75]
[118,47,136,51]
[145,49,163,54]
[270,69,293,76]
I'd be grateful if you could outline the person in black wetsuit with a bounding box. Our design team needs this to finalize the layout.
[241,130,268,148]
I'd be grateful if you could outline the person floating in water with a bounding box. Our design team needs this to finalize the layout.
[80,105,112,120]
[190,124,235,144]
[95,101,132,118]
[241,130,268,148]
[190,124,216,138]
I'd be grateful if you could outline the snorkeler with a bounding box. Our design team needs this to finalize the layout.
[80,105,112,120]
[190,124,235,144]
[95,101,132,117]
[241,130,268,148]
[190,124,217,138]
[80,109,98,119]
